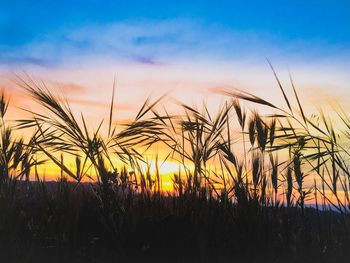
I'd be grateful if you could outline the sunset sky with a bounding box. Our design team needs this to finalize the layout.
[1,1,350,180]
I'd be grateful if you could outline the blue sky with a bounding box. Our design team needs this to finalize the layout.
[1,0,350,66]
[2,1,350,43]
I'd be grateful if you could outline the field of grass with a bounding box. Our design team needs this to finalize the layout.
[1,72,350,263]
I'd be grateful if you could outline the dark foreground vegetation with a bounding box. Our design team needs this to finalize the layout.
[1,71,350,262]
[1,180,349,263]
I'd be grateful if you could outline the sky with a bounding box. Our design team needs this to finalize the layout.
[1,1,350,102]
[1,0,350,179]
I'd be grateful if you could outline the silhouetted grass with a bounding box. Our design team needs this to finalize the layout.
[0,73,349,263]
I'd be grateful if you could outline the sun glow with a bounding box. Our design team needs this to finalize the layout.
[31,154,195,192]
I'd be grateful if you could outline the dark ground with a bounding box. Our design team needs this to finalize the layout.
[0,180,349,263]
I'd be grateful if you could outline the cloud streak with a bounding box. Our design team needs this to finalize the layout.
[1,19,349,69]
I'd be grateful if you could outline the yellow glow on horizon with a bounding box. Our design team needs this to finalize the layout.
[30,156,195,191]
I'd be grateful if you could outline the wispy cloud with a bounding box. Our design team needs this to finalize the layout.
[50,82,86,94]
[2,18,349,68]
[68,98,135,112]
